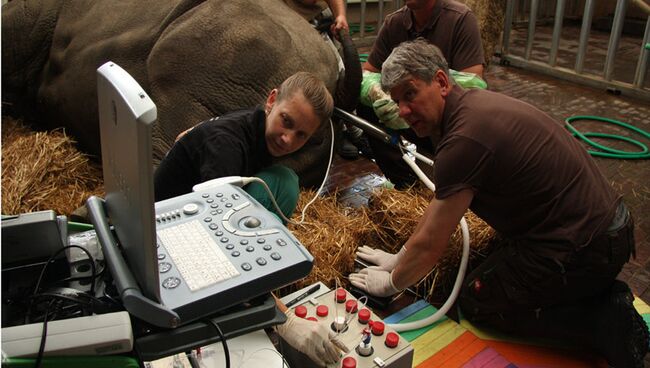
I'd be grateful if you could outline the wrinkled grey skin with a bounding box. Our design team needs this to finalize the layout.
[2,0,360,187]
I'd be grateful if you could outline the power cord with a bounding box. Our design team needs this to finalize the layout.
[207,319,230,368]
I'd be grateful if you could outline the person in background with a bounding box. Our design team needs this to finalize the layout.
[350,39,649,368]
[360,0,485,187]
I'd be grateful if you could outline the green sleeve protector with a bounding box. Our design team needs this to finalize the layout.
[450,69,487,89]
[360,71,383,107]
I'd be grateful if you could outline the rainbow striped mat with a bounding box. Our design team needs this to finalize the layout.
[385,297,650,368]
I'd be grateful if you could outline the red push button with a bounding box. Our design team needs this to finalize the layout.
[371,321,385,335]
[358,308,371,324]
[342,356,357,368]
[316,305,329,317]
[345,299,358,313]
[385,332,399,348]
[336,288,347,303]
[295,305,307,318]
[306,316,318,322]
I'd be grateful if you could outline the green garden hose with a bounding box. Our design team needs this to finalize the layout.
[564,115,650,159]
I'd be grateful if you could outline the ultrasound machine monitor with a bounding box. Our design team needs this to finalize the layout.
[91,62,314,328]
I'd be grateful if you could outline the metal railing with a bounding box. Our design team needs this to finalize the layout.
[500,0,650,101]
[345,0,403,44]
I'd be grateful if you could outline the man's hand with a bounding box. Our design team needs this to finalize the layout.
[275,312,348,366]
[349,267,401,297]
[372,98,410,130]
[356,246,406,271]
[330,15,349,36]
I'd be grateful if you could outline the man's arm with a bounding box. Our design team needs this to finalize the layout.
[459,64,484,78]
[362,61,380,73]
[324,0,348,33]
[391,188,474,290]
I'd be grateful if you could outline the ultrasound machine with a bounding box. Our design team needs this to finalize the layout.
[85,61,314,360]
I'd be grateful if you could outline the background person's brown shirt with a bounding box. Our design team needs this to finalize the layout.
[367,0,484,71]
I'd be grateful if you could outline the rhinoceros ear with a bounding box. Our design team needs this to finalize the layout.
[265,88,278,115]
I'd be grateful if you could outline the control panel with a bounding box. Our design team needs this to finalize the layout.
[153,184,313,322]
[292,288,413,368]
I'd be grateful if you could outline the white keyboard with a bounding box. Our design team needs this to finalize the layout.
[157,220,240,291]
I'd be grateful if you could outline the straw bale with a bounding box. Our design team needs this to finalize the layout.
[457,0,506,65]
[285,185,497,303]
[1,117,104,216]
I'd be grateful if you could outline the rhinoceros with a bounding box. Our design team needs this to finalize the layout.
[2,0,361,187]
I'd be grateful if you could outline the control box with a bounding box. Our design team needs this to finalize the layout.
[287,288,413,368]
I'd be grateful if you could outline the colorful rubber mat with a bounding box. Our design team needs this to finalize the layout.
[385,297,650,368]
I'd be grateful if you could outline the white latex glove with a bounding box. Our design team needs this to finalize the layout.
[349,267,401,297]
[275,312,348,366]
[356,245,406,271]
[372,98,410,130]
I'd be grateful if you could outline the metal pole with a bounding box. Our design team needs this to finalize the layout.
[604,0,628,81]
[360,0,367,38]
[575,0,595,74]
[502,0,515,56]
[525,0,539,60]
[633,16,650,88]
[549,0,566,66]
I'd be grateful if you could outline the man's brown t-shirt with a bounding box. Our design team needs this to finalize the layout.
[434,88,619,249]
[367,0,484,71]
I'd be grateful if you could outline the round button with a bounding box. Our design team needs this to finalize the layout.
[345,300,358,313]
[263,244,272,251]
[358,308,371,324]
[371,321,385,336]
[385,332,399,348]
[241,263,252,271]
[231,251,240,257]
[244,217,261,228]
[159,262,172,273]
[209,223,219,230]
[203,217,212,222]
[226,244,235,250]
[162,277,181,289]
[201,193,209,198]
[206,198,214,203]
[257,238,266,244]
[182,203,199,215]
[210,204,219,209]
[270,252,281,260]
[240,239,249,245]
[336,288,347,303]
[316,305,329,317]
[256,257,267,266]
[295,305,307,318]
[276,239,287,246]
[225,203,233,208]
[342,357,356,368]
[246,246,255,252]
[157,253,166,260]
[215,230,224,236]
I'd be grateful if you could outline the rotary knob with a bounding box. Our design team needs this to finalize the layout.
[182,203,199,215]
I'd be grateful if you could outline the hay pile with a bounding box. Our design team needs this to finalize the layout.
[458,0,507,64]
[287,185,496,303]
[1,117,104,216]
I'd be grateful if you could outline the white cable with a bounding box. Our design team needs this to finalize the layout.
[294,118,336,225]
[385,152,471,332]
